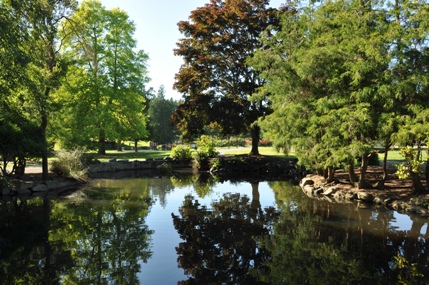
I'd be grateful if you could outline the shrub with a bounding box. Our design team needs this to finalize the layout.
[192,150,209,168]
[196,135,219,157]
[50,148,88,180]
[170,145,193,160]
[156,144,165,151]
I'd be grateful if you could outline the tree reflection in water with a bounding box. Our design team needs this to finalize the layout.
[172,182,279,284]
[257,181,429,284]
[0,179,154,284]
[2,178,429,284]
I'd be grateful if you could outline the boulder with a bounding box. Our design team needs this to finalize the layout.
[357,192,374,202]
[1,187,11,196]
[303,185,315,196]
[300,177,315,188]
[345,192,357,200]
[32,183,49,192]
[333,191,345,202]
[322,187,337,196]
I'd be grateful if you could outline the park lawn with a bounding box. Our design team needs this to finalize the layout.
[93,150,170,162]
[219,146,294,157]
[91,147,407,162]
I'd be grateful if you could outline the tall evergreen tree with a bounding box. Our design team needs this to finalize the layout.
[147,85,178,145]
[250,0,392,187]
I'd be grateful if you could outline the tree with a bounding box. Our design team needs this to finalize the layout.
[172,0,280,155]
[171,184,279,284]
[250,0,393,187]
[147,85,178,145]
[1,0,77,179]
[388,0,429,193]
[0,1,32,175]
[55,0,149,154]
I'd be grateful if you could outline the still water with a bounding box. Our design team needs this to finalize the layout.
[1,175,429,284]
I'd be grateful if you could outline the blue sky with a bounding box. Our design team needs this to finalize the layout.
[100,0,285,100]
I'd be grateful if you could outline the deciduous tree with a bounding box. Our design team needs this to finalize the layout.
[55,0,149,154]
[173,0,280,155]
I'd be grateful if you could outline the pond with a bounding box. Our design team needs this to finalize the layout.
[1,174,429,284]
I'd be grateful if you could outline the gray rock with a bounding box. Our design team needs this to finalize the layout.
[333,191,345,202]
[303,185,315,196]
[322,187,337,196]
[1,187,11,196]
[32,183,49,192]
[345,192,357,200]
[300,177,314,188]
[17,184,32,194]
[357,192,374,202]
[45,181,61,190]
[313,188,324,195]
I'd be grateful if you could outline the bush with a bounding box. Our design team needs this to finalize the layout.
[170,145,193,160]
[156,144,165,151]
[192,149,210,168]
[196,135,219,157]
[50,148,88,180]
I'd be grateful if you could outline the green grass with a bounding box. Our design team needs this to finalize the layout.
[219,146,294,157]
[385,149,404,161]
[9,146,406,168]
[92,150,170,162]
[89,147,406,162]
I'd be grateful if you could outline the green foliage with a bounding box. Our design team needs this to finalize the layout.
[156,145,165,151]
[248,0,429,182]
[395,147,423,179]
[395,163,410,179]
[170,145,193,160]
[0,115,43,175]
[210,158,223,172]
[393,254,424,284]
[50,148,88,180]
[54,0,149,154]
[147,85,178,144]
[195,135,219,158]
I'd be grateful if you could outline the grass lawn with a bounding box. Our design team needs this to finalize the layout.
[92,150,170,162]
[14,146,405,166]
[89,147,406,162]
[219,146,294,157]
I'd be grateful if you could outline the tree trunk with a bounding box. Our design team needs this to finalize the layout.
[98,130,106,155]
[249,124,260,155]
[327,166,335,183]
[134,139,138,152]
[348,161,358,186]
[41,87,49,181]
[358,153,372,189]
[409,166,425,194]
[117,140,122,151]
[426,156,429,191]
[250,182,263,222]
[377,146,389,189]
[406,150,425,194]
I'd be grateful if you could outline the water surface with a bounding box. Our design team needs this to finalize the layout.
[0,176,428,284]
